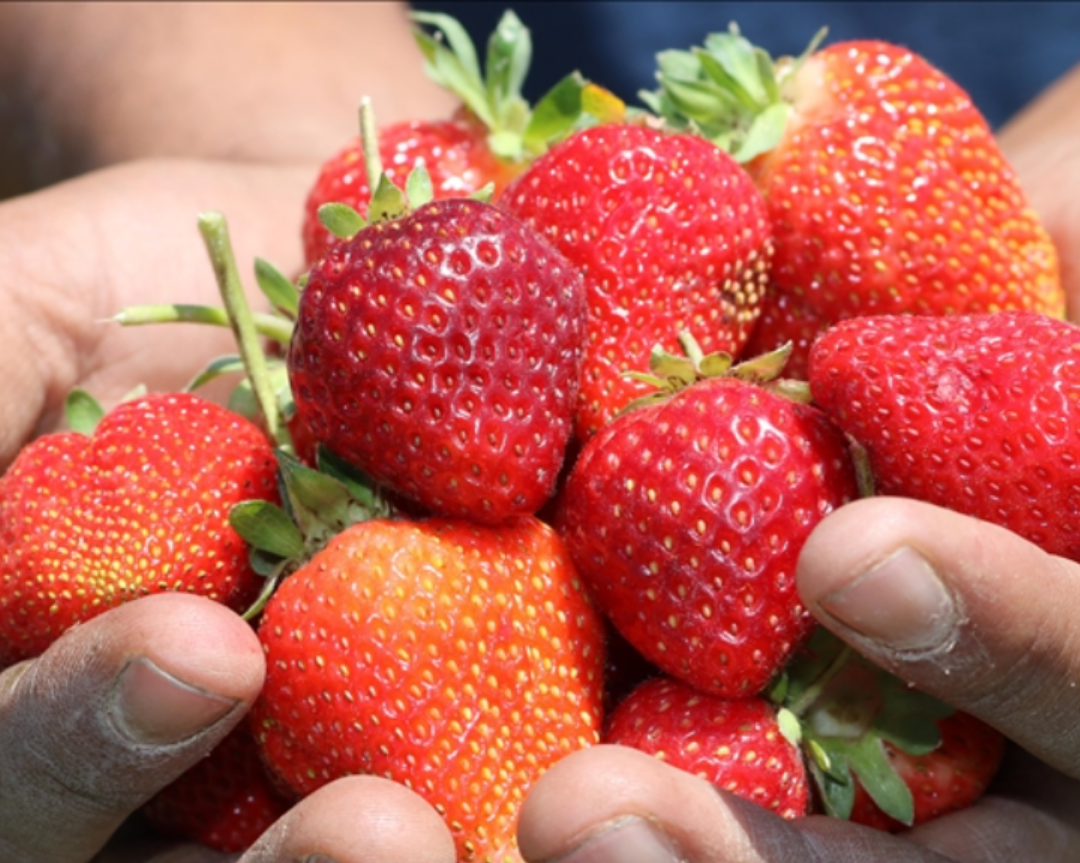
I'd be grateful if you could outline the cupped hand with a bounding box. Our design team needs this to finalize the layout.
[515,498,1080,863]
[0,156,315,469]
[0,592,456,863]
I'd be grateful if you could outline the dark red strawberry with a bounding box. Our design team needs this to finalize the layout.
[501,123,772,441]
[554,344,858,698]
[142,721,293,852]
[808,311,1080,561]
[605,676,810,819]
[288,196,586,525]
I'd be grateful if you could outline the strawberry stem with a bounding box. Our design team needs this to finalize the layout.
[114,303,294,344]
[359,97,384,195]
[197,211,284,443]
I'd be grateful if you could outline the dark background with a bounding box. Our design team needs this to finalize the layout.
[409,2,1080,130]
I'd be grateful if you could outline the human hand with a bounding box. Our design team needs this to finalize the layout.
[0,157,320,469]
[0,591,457,863]
[514,497,1080,862]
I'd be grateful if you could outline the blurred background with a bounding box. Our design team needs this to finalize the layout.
[410,2,1080,130]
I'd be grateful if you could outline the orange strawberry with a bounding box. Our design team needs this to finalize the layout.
[643,25,1064,375]
[249,515,606,863]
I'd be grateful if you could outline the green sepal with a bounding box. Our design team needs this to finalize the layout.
[412,10,493,128]
[369,174,409,222]
[318,202,367,240]
[315,445,395,520]
[522,72,588,155]
[469,183,496,204]
[230,499,306,560]
[808,739,856,819]
[405,164,435,209]
[254,257,300,318]
[847,734,916,827]
[186,355,246,393]
[227,377,260,425]
[65,388,105,436]
[240,554,292,622]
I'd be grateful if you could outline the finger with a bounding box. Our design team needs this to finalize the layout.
[795,496,1080,778]
[517,745,1080,863]
[0,592,264,863]
[238,776,456,863]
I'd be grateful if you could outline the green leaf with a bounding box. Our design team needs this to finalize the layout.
[658,76,736,124]
[808,743,856,819]
[468,182,496,204]
[523,72,586,154]
[655,49,702,81]
[316,446,394,519]
[776,707,803,747]
[230,500,306,559]
[410,12,493,128]
[254,258,299,317]
[848,733,916,826]
[65,388,105,436]
[318,202,366,240]
[702,25,770,105]
[411,11,484,91]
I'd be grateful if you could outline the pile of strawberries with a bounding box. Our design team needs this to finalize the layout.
[1,9,1074,858]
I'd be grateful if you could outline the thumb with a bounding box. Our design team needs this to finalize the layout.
[0,593,264,863]
[796,496,1080,779]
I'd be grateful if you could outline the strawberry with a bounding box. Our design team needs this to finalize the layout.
[604,676,810,820]
[554,341,858,698]
[848,710,1005,832]
[776,629,1004,830]
[643,26,1064,374]
[303,10,620,267]
[807,311,1080,561]
[288,193,587,525]
[501,123,773,441]
[249,514,606,863]
[0,390,278,666]
[142,721,293,853]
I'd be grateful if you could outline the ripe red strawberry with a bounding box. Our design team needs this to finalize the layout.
[644,27,1064,373]
[0,391,279,666]
[303,110,521,268]
[501,123,773,441]
[807,311,1080,561]
[554,345,858,698]
[848,710,1005,832]
[288,196,586,525]
[303,10,618,267]
[250,515,606,863]
[142,721,293,852]
[605,676,809,820]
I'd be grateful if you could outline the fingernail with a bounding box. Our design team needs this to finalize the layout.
[110,656,238,745]
[549,817,680,863]
[818,546,957,652]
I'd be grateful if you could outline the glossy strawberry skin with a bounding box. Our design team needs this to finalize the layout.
[555,377,858,698]
[849,710,1005,832]
[747,41,1063,369]
[501,124,772,441]
[303,111,522,267]
[605,676,809,820]
[0,393,279,666]
[251,516,606,863]
[808,311,1080,561]
[142,721,293,853]
[288,198,586,525]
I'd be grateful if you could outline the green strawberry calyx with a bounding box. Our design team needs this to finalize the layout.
[768,627,956,826]
[618,331,811,415]
[639,22,826,163]
[412,9,625,164]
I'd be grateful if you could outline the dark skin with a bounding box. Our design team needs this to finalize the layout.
[0,5,1078,861]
